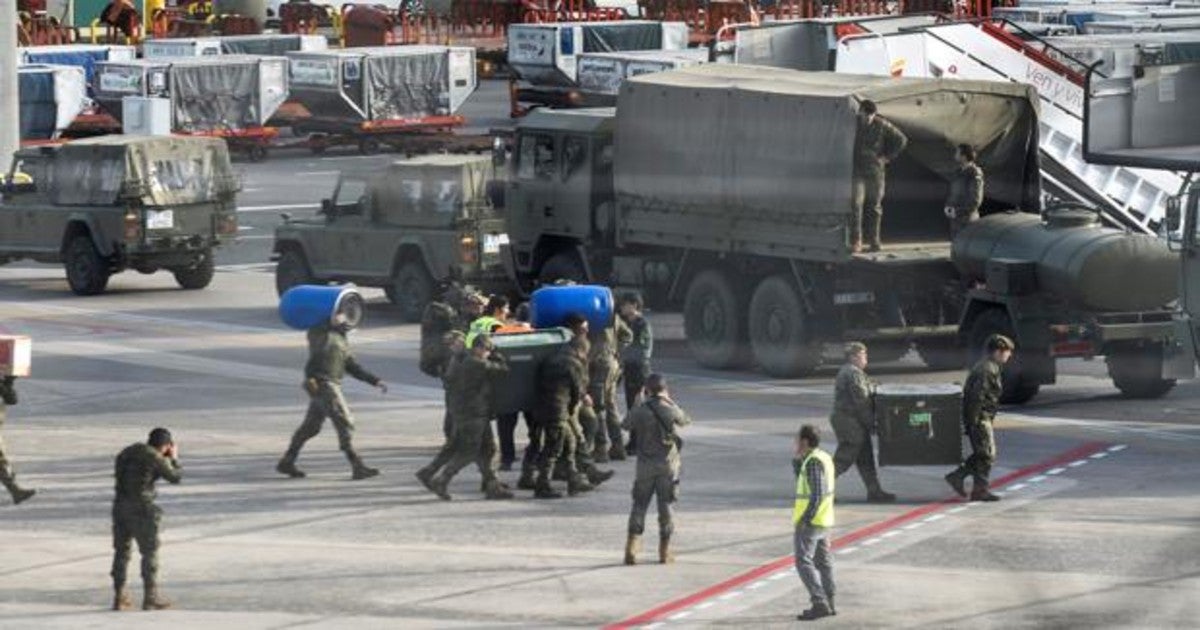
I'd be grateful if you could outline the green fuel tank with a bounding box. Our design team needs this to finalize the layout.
[952,209,1179,313]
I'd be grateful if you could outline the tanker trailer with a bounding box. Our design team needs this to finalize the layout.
[953,206,1180,403]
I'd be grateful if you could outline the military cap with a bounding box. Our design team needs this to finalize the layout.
[986,334,1015,352]
[844,341,867,358]
[463,290,487,306]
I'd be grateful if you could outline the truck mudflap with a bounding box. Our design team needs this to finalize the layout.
[1163,316,1198,381]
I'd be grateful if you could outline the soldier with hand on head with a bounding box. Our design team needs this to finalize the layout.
[622,374,690,566]
[852,99,908,253]
[276,310,388,481]
[0,376,36,505]
[946,334,1014,503]
[826,342,895,503]
[111,427,181,612]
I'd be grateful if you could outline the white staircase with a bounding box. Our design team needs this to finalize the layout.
[835,21,1187,234]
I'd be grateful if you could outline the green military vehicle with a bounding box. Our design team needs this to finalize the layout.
[0,136,239,295]
[272,154,511,322]
[502,65,1182,403]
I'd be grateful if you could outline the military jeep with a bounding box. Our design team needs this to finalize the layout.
[272,154,512,322]
[0,136,240,295]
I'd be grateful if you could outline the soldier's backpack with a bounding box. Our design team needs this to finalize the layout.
[419,302,457,377]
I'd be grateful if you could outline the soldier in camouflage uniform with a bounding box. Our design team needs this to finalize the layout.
[829,343,895,503]
[415,331,467,483]
[276,311,389,480]
[419,282,469,379]
[945,334,1014,502]
[534,335,594,499]
[944,144,985,239]
[0,376,36,506]
[569,345,616,488]
[418,335,513,500]
[111,427,181,611]
[589,314,633,464]
[622,374,690,565]
[852,100,908,253]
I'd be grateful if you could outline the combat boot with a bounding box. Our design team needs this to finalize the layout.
[552,461,570,481]
[516,468,537,491]
[483,479,514,500]
[586,467,615,487]
[658,535,674,564]
[567,474,594,496]
[797,602,833,621]
[533,473,562,500]
[970,484,1001,502]
[828,595,837,616]
[944,471,967,498]
[415,468,437,493]
[275,459,305,479]
[428,475,452,501]
[142,586,172,611]
[623,534,641,565]
[346,451,380,480]
[111,587,133,611]
[609,443,628,461]
[593,444,610,464]
[866,487,897,504]
[9,486,35,505]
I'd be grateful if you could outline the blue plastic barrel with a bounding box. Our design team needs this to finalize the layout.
[279,285,363,330]
[530,285,614,331]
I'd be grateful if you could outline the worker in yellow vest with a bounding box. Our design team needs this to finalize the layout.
[465,296,511,349]
[793,424,836,621]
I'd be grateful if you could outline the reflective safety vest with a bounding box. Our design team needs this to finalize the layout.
[465,316,502,348]
[793,448,836,527]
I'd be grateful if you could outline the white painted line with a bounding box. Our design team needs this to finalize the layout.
[1046,467,1067,475]
[1028,475,1048,483]
[1006,483,1028,491]
[669,610,693,621]
[644,623,665,629]
[768,572,789,581]
[1108,444,1128,452]
[1068,459,1088,467]
[1090,452,1108,459]
[947,506,967,514]
[747,581,768,590]
[962,501,981,508]
[862,537,883,546]
[902,523,922,531]
[696,601,716,611]
[238,203,320,213]
[923,514,946,523]
[881,530,901,538]
[838,546,859,554]
[718,591,743,601]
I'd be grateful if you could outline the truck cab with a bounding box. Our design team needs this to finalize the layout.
[273,154,510,321]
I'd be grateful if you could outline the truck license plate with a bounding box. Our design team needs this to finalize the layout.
[483,233,509,255]
[146,210,174,230]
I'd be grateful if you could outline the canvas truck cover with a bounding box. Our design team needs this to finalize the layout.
[371,154,494,226]
[614,65,1042,261]
[40,136,238,207]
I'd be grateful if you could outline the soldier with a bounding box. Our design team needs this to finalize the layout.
[618,293,653,415]
[276,310,388,480]
[589,312,632,464]
[534,335,593,499]
[419,281,467,379]
[418,335,513,501]
[622,373,690,565]
[944,144,985,239]
[568,339,616,489]
[828,342,895,503]
[793,423,836,621]
[852,99,908,253]
[945,334,1015,502]
[0,376,36,505]
[110,427,181,611]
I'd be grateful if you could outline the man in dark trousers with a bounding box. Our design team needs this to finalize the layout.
[276,309,388,480]
[0,376,36,505]
[829,342,895,503]
[111,427,181,611]
[793,423,836,621]
[622,373,690,565]
[944,143,985,238]
[946,334,1014,502]
[852,99,908,253]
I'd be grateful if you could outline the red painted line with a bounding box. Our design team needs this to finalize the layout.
[605,441,1112,629]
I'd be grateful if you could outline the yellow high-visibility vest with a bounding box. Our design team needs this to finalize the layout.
[465,316,502,348]
[793,448,836,527]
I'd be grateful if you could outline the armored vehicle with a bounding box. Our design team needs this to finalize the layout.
[0,136,239,294]
[272,154,510,322]
[503,65,1181,403]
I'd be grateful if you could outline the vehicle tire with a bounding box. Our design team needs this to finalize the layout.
[747,275,820,377]
[684,269,749,370]
[275,249,313,296]
[358,137,381,156]
[916,338,967,371]
[537,251,587,286]
[387,260,434,323]
[308,135,328,155]
[1106,346,1176,399]
[967,308,1040,405]
[63,233,110,296]
[172,251,215,290]
[247,145,268,163]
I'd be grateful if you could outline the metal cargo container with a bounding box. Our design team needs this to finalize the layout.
[614,65,1042,261]
[1085,17,1200,32]
[508,21,689,87]
[576,49,708,95]
[93,56,289,131]
[874,384,964,467]
[286,46,476,123]
[1045,32,1200,76]
[219,34,327,55]
[18,64,88,140]
[19,44,136,86]
[142,37,224,58]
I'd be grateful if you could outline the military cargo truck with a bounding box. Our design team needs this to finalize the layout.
[504,65,1181,403]
[272,154,510,322]
[0,136,239,294]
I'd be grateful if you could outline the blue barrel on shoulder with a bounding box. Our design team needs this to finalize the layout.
[279,284,365,330]
[530,285,614,331]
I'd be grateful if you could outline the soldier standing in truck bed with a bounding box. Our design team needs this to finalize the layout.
[0,376,36,506]
[945,334,1014,502]
[852,99,908,253]
[110,427,181,611]
[828,342,895,503]
[944,143,985,239]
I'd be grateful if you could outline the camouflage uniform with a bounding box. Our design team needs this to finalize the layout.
[419,299,466,378]
[946,162,985,238]
[949,357,1003,489]
[852,115,908,249]
[621,313,653,412]
[428,352,509,494]
[110,443,181,601]
[622,395,691,539]
[279,325,382,476]
[589,318,633,455]
[535,346,587,495]
[0,377,34,504]
[829,362,885,496]
[418,349,465,478]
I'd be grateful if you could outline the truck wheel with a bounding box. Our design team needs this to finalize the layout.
[968,308,1040,405]
[275,249,313,296]
[537,252,587,285]
[917,338,967,371]
[172,251,215,290]
[246,145,268,163]
[63,234,110,296]
[358,137,381,155]
[1106,346,1176,399]
[684,269,749,370]
[387,261,433,323]
[747,275,820,377]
